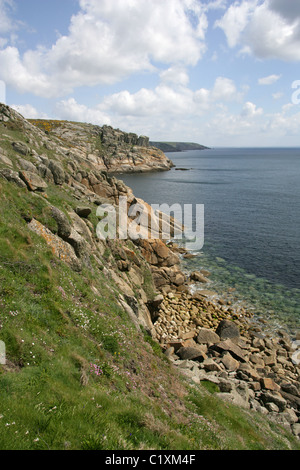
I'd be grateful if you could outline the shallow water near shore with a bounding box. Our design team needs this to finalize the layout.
[181,239,300,337]
[119,147,300,338]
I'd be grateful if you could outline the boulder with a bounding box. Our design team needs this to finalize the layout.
[177,346,207,362]
[27,218,81,271]
[291,423,300,438]
[48,159,65,185]
[18,157,37,173]
[260,377,280,392]
[192,290,217,300]
[190,271,209,283]
[210,339,246,362]
[196,328,220,345]
[19,170,48,192]
[260,391,287,412]
[216,390,250,409]
[12,141,29,156]
[0,154,13,167]
[237,363,260,381]
[37,164,54,182]
[50,206,72,239]
[0,168,27,188]
[182,330,197,340]
[215,319,240,342]
[147,294,164,309]
[280,382,300,398]
[203,358,222,372]
[75,206,92,218]
[221,352,240,371]
[164,347,175,358]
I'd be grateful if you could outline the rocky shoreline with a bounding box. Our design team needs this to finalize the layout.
[1,102,299,441]
[150,253,300,438]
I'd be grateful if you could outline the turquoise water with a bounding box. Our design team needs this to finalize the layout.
[119,148,300,337]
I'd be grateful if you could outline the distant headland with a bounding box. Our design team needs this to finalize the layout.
[149,141,210,152]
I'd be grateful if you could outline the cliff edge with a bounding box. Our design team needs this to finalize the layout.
[29,119,174,173]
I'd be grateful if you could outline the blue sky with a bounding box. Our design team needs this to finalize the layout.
[1,0,300,147]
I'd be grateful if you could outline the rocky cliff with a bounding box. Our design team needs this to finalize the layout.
[0,103,299,449]
[0,103,187,334]
[28,119,174,173]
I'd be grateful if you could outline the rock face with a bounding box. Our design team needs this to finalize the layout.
[28,119,174,174]
[0,103,184,337]
[19,170,48,192]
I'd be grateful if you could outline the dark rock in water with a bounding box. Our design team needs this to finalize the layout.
[190,271,209,283]
[192,290,217,299]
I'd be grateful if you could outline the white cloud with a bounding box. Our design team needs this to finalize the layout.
[214,0,257,48]
[55,98,111,125]
[215,0,300,61]
[54,92,300,147]
[272,92,283,100]
[11,103,49,119]
[0,46,57,96]
[0,0,14,34]
[263,104,300,137]
[0,0,208,98]
[159,67,190,87]
[258,74,281,85]
[97,76,244,120]
[241,101,263,117]
[211,76,242,102]
[53,76,248,141]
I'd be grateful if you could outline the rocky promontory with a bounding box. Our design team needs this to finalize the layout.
[28,119,174,173]
[149,141,209,153]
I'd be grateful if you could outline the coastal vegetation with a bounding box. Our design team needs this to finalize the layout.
[0,103,299,450]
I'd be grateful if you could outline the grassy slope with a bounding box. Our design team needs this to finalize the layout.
[0,125,299,450]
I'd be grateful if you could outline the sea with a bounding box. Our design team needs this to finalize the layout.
[118,148,300,339]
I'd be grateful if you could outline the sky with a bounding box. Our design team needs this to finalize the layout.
[1,0,300,147]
